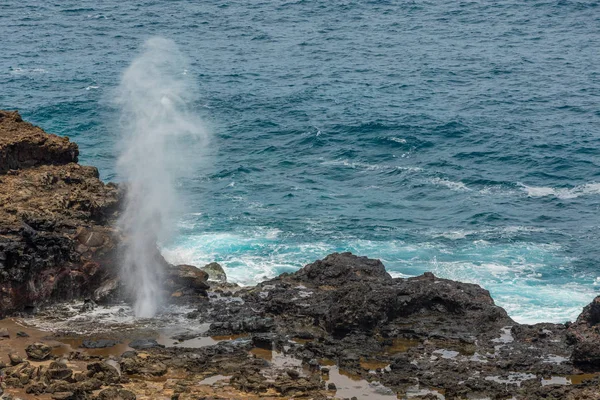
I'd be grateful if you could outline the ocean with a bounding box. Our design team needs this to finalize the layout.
[1,0,599,324]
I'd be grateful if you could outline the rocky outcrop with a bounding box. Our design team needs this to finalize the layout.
[568,296,600,368]
[0,110,78,173]
[0,110,122,316]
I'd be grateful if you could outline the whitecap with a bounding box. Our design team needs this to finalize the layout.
[519,182,600,199]
[429,177,471,191]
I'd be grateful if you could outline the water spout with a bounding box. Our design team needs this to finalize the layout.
[116,37,207,317]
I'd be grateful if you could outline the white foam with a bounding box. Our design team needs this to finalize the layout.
[429,177,471,191]
[520,182,600,199]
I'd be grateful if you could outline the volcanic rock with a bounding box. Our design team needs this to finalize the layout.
[164,264,209,295]
[25,342,51,360]
[201,262,227,283]
[0,110,122,315]
[568,295,600,367]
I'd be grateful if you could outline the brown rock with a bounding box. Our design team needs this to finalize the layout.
[96,388,136,400]
[0,110,78,173]
[26,342,52,360]
[164,264,209,294]
[0,111,123,316]
[568,296,600,367]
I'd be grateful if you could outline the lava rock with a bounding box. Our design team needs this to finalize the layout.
[80,339,119,349]
[96,388,136,400]
[128,339,164,350]
[201,262,227,283]
[25,342,51,360]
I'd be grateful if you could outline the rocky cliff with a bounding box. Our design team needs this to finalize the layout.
[0,110,122,316]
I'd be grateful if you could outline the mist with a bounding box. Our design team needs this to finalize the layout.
[116,37,208,317]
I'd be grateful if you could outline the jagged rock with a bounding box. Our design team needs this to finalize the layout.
[25,342,51,360]
[96,388,136,400]
[0,110,78,173]
[201,262,227,283]
[568,296,600,367]
[46,362,73,381]
[128,339,163,350]
[291,252,392,286]
[86,362,119,384]
[80,339,119,349]
[120,355,167,376]
[0,111,122,316]
[164,264,209,295]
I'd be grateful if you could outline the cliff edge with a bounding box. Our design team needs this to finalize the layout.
[0,110,121,315]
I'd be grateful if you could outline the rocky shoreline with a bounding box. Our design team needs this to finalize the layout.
[1,111,600,399]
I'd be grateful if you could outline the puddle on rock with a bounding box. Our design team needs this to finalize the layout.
[360,358,391,371]
[199,374,232,385]
[384,338,420,354]
[484,372,536,387]
[159,333,248,348]
[542,373,599,386]
[326,365,397,399]
[403,385,446,399]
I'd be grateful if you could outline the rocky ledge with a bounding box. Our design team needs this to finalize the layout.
[1,112,600,399]
[1,252,600,399]
[0,111,123,316]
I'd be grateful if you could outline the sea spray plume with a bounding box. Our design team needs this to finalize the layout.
[116,37,208,317]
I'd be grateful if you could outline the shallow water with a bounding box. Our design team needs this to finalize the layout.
[1,0,600,323]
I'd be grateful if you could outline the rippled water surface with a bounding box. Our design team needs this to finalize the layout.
[1,0,600,323]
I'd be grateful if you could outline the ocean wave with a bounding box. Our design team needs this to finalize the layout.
[520,182,600,199]
[9,67,48,76]
[160,228,586,323]
[429,177,471,191]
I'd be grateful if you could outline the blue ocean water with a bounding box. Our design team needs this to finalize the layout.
[1,0,600,323]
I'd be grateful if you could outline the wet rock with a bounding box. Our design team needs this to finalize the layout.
[165,264,209,295]
[78,299,96,313]
[80,339,119,349]
[96,388,136,400]
[25,343,51,360]
[201,262,227,283]
[128,339,163,350]
[16,331,29,338]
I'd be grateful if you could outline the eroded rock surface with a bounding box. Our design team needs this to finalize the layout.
[0,110,122,316]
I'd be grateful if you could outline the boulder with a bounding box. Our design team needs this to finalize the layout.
[86,362,119,384]
[164,264,209,295]
[25,342,51,360]
[201,262,227,283]
[291,252,392,287]
[120,355,167,376]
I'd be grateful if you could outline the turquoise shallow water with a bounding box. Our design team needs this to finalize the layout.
[1,0,600,323]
